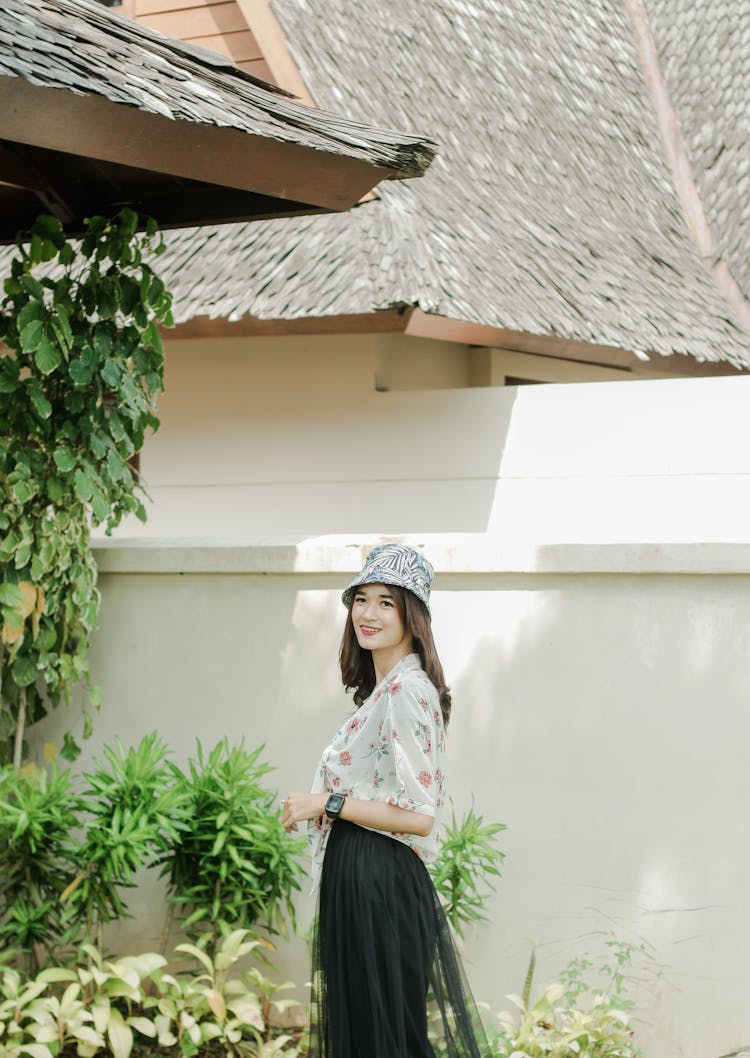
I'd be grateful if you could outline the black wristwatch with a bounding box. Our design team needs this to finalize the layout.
[325,792,346,820]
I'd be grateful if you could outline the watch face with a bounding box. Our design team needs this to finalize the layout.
[326,793,345,815]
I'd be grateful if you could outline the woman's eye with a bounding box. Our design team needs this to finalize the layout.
[381,600,393,607]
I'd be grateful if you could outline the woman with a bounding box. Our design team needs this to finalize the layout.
[281,543,487,1058]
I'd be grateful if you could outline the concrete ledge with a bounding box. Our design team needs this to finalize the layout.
[91,534,750,575]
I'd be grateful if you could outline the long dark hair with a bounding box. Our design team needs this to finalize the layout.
[339,584,452,727]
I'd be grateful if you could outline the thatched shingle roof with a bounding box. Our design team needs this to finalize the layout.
[158,0,750,367]
[646,0,750,301]
[0,0,437,236]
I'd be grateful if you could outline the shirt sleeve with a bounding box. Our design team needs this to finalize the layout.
[382,675,440,816]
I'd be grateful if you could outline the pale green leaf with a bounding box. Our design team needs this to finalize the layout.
[106,1008,133,1058]
[174,944,214,976]
[127,1017,156,1039]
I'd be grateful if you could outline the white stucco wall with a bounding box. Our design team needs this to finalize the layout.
[62,338,750,1058]
[35,548,750,1058]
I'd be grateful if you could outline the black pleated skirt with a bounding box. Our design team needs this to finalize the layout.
[309,819,489,1058]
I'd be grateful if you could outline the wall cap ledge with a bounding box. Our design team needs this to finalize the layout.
[91,535,750,576]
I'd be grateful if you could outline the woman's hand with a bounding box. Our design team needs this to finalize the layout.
[281,792,327,832]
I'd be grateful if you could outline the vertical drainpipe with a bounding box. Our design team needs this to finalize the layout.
[623,0,750,342]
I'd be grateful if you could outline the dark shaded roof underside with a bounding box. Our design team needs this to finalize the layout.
[158,0,750,367]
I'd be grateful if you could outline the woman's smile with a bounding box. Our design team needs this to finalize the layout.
[351,583,413,664]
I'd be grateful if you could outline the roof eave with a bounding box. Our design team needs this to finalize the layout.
[0,74,402,216]
[165,306,749,377]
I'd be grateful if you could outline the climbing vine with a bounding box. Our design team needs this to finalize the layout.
[0,210,173,765]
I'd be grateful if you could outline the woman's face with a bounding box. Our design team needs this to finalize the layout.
[351,583,412,654]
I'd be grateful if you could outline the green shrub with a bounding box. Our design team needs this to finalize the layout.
[429,801,506,938]
[0,736,305,968]
[62,732,191,949]
[157,740,306,952]
[0,761,78,970]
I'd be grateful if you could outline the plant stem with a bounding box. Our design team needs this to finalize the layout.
[521,949,536,1008]
[13,687,27,771]
[160,901,175,956]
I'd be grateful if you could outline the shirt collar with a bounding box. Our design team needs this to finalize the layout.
[372,652,421,697]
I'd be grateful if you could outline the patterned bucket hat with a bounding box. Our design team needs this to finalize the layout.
[341,544,434,612]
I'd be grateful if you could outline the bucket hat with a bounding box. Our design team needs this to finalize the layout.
[341,543,434,612]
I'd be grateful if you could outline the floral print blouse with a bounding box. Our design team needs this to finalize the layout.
[309,652,447,890]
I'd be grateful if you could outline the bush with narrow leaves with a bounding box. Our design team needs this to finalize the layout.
[158,740,306,950]
[429,801,506,939]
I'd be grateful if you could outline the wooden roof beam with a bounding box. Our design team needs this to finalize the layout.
[0,75,395,214]
[404,308,746,378]
[234,0,316,104]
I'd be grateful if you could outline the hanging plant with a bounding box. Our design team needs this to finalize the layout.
[0,210,173,765]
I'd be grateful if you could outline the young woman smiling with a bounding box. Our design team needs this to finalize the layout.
[281,543,486,1058]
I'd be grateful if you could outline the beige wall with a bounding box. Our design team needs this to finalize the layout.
[104,333,690,541]
[72,338,750,1057]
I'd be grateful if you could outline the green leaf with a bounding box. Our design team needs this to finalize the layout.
[12,655,38,687]
[0,371,20,393]
[59,243,75,266]
[19,274,45,299]
[0,583,23,608]
[91,432,108,459]
[74,469,93,502]
[107,1007,134,1058]
[69,357,94,385]
[61,732,81,762]
[101,359,122,388]
[17,300,45,329]
[53,446,76,473]
[33,214,64,244]
[143,320,163,354]
[50,308,73,356]
[29,387,52,419]
[91,491,109,524]
[19,1044,55,1058]
[98,290,117,319]
[148,276,166,306]
[15,542,32,568]
[20,318,44,352]
[46,477,64,502]
[12,479,34,505]
[120,277,140,316]
[93,326,113,359]
[119,208,139,237]
[35,337,62,375]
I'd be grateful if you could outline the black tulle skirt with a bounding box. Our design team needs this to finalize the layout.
[309,819,489,1058]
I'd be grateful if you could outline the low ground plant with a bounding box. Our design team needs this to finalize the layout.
[0,930,304,1058]
[487,939,649,1058]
